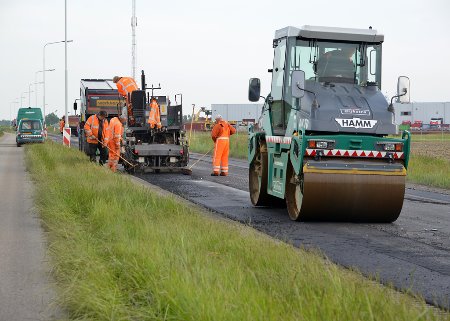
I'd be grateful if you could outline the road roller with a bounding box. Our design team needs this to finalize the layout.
[247,25,411,222]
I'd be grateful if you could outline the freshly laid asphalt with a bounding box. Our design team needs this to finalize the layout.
[50,134,450,309]
[0,134,62,320]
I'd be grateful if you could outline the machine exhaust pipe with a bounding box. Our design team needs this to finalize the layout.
[141,70,146,90]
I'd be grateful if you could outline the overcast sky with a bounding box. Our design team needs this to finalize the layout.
[0,0,449,120]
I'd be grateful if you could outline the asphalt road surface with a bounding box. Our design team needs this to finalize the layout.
[52,134,450,309]
[0,134,62,320]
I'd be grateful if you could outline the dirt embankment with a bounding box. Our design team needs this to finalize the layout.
[411,141,450,161]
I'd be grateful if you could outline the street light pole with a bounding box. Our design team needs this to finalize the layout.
[64,0,69,128]
[43,40,73,123]
[35,69,55,107]
[28,84,35,106]
[21,93,26,108]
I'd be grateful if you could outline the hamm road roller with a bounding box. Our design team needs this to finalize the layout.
[248,25,411,222]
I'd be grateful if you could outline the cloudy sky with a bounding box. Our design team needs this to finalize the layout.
[0,0,449,120]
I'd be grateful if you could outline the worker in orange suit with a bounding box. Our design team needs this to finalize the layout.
[211,114,236,176]
[59,117,65,134]
[113,76,139,124]
[113,76,139,98]
[107,114,127,172]
[148,98,162,129]
[84,110,109,165]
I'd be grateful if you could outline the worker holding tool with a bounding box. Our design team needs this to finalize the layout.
[148,97,161,129]
[84,110,109,165]
[211,114,236,176]
[106,114,127,172]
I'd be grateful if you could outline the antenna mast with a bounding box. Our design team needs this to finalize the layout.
[131,0,137,79]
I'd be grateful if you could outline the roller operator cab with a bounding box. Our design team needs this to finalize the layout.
[248,25,411,222]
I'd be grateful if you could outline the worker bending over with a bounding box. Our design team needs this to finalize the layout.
[113,76,139,123]
[107,114,127,172]
[211,114,236,176]
[148,97,162,129]
[84,110,109,165]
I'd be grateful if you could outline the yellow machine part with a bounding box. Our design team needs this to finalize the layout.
[288,161,406,222]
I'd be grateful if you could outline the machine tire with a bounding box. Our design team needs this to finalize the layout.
[16,142,21,147]
[249,143,274,206]
[285,164,304,221]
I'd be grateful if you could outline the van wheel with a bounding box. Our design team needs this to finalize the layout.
[16,143,21,147]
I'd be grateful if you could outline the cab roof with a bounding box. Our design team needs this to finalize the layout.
[275,25,384,43]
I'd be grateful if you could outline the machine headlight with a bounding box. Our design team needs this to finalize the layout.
[378,142,403,151]
[307,140,334,149]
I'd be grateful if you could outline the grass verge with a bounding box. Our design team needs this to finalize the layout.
[408,155,450,189]
[188,130,247,159]
[26,142,447,320]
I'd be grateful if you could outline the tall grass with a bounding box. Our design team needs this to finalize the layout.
[25,142,447,320]
[408,155,450,189]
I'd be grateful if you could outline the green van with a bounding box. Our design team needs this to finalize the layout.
[16,107,45,147]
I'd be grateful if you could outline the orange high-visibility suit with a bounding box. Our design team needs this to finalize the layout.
[59,119,65,134]
[115,77,139,98]
[115,77,139,120]
[211,120,236,176]
[107,117,124,172]
[84,115,108,144]
[148,98,162,129]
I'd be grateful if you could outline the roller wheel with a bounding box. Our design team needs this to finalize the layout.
[249,146,271,206]
[285,164,304,221]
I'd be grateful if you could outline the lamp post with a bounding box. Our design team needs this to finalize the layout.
[27,84,35,106]
[43,40,73,122]
[35,68,55,107]
[21,93,27,108]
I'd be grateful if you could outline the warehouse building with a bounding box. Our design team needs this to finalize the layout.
[394,102,450,125]
[211,104,263,124]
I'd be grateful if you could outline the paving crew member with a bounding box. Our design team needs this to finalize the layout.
[84,110,109,165]
[106,114,127,172]
[59,117,65,134]
[113,76,138,123]
[148,97,162,129]
[211,114,236,176]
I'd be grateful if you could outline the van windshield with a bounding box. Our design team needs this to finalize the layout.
[20,120,42,130]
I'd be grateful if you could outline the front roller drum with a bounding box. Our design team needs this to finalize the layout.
[286,165,406,222]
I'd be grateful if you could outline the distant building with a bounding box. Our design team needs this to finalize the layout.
[211,104,263,124]
[394,102,450,125]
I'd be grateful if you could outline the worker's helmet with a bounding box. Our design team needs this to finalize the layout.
[215,114,223,120]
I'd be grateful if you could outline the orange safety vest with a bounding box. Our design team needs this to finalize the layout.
[148,99,161,129]
[116,77,139,98]
[59,120,65,133]
[84,115,109,144]
[211,120,236,142]
[107,117,123,149]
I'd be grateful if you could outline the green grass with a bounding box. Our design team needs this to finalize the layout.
[25,141,448,320]
[408,155,450,189]
[0,125,14,137]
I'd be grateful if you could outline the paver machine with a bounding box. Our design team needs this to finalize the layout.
[121,71,189,172]
[247,25,411,222]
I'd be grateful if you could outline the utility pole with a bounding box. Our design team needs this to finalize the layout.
[131,0,137,79]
